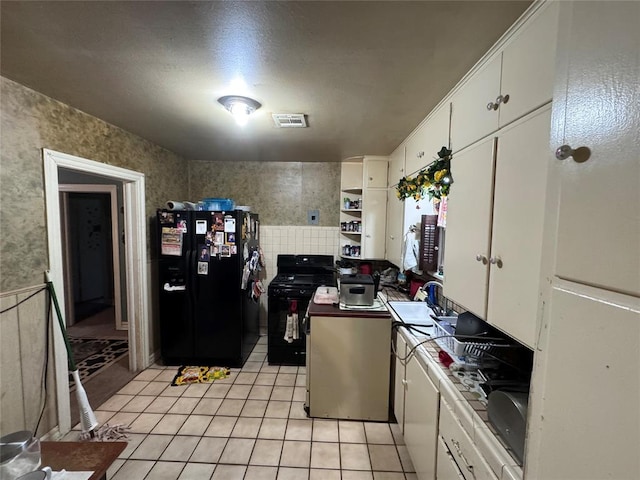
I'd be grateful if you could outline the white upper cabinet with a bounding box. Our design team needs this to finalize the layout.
[499,1,559,126]
[451,1,559,152]
[450,56,502,154]
[362,188,388,259]
[443,137,496,317]
[405,102,451,177]
[487,106,551,348]
[550,2,639,297]
[385,186,404,269]
[388,144,406,187]
[364,156,389,189]
[341,162,363,190]
[444,106,551,347]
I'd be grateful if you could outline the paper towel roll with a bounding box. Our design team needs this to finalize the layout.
[166,201,185,210]
[166,201,197,210]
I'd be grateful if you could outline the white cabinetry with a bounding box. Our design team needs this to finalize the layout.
[362,188,387,259]
[385,187,404,270]
[439,399,498,480]
[527,2,640,478]
[392,332,407,432]
[450,2,558,152]
[404,355,439,480]
[405,102,451,176]
[386,145,406,269]
[444,106,551,348]
[340,157,388,260]
[364,157,388,189]
[436,437,465,480]
[388,144,406,187]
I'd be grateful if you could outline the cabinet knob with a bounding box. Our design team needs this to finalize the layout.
[417,151,424,158]
[475,254,488,265]
[489,256,503,268]
[555,144,592,163]
[486,101,498,111]
[389,235,395,240]
[496,94,510,105]
[366,234,371,238]
[369,177,373,181]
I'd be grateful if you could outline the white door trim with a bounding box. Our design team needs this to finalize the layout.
[43,148,149,435]
[59,184,125,331]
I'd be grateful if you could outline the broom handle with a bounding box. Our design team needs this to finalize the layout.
[45,271,76,371]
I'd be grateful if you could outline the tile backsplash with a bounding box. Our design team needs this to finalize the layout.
[257,225,340,332]
[259,226,340,285]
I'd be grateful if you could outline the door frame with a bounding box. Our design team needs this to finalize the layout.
[43,148,149,435]
[59,184,126,331]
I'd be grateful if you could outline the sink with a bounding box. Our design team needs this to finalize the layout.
[388,301,436,327]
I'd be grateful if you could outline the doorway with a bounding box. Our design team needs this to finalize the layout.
[59,184,126,333]
[44,149,149,435]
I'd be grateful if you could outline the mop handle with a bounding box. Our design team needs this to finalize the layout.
[45,271,76,372]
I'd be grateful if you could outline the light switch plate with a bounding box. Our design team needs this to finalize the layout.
[307,209,319,225]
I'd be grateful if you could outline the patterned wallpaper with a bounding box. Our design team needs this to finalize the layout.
[0,77,189,292]
[189,160,340,226]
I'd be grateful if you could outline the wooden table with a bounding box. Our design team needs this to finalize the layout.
[40,442,127,480]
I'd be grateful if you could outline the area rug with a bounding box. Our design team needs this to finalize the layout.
[171,366,231,386]
[68,338,128,386]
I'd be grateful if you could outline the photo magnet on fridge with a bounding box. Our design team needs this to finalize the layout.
[196,220,208,235]
[161,227,182,256]
[177,219,187,233]
[224,216,235,232]
[212,213,224,231]
[197,261,209,275]
[205,231,213,246]
[159,212,174,224]
[214,232,224,244]
[198,244,210,261]
[226,232,236,244]
[220,244,231,257]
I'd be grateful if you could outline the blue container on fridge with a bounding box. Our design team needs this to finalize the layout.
[201,198,235,211]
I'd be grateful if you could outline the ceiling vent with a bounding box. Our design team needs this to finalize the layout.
[272,113,307,128]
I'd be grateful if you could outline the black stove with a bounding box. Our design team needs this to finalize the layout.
[267,255,335,365]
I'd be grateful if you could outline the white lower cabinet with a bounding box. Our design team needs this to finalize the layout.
[439,399,498,480]
[392,331,407,433]
[436,437,465,480]
[404,354,439,480]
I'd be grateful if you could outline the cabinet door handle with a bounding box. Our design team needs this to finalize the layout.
[475,254,488,265]
[495,94,510,105]
[369,176,373,181]
[489,256,503,268]
[486,101,498,111]
[555,144,592,163]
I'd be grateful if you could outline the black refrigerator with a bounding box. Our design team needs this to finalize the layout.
[157,209,261,367]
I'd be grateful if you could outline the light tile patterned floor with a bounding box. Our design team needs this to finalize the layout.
[65,336,416,480]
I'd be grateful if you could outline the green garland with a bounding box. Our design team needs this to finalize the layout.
[396,146,453,201]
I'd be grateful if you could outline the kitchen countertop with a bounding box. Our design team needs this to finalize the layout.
[307,295,391,318]
[380,293,523,480]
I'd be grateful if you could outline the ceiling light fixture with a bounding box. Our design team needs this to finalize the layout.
[218,95,261,126]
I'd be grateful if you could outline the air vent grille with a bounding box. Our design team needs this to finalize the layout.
[272,113,307,128]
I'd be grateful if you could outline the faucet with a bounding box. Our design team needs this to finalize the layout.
[421,281,444,315]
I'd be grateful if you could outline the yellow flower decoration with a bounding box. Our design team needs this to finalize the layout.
[395,146,453,201]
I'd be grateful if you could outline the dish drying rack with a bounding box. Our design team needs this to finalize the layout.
[433,316,512,360]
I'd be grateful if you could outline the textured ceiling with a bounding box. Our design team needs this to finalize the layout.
[1,1,532,162]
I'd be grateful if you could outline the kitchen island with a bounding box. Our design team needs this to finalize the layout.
[306,298,391,421]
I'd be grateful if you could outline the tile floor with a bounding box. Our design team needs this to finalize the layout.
[64,336,416,480]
